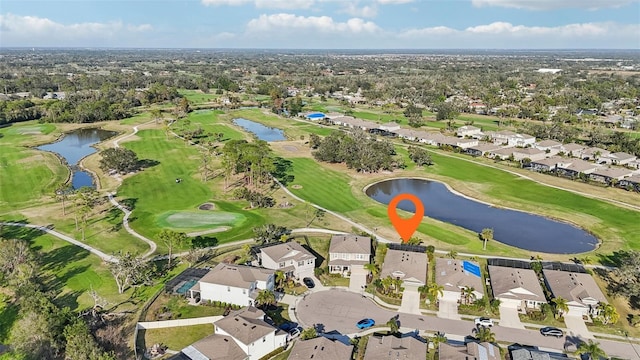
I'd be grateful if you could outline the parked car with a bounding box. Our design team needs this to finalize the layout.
[474,317,494,327]
[356,318,375,329]
[303,277,315,288]
[279,322,296,332]
[289,327,302,338]
[540,327,564,338]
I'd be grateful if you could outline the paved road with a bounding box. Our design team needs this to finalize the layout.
[108,193,157,259]
[296,289,640,359]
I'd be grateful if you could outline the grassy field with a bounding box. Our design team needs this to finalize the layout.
[141,324,213,351]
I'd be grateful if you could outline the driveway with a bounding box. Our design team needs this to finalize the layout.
[348,266,368,293]
[294,290,638,359]
[438,299,461,320]
[498,304,525,329]
[564,313,594,340]
[398,284,421,315]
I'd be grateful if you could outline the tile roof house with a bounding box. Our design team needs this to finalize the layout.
[363,335,427,360]
[620,174,640,191]
[466,143,503,157]
[435,258,484,304]
[181,334,248,360]
[560,143,586,157]
[488,265,546,311]
[379,122,401,132]
[488,147,515,160]
[535,139,563,155]
[512,148,546,161]
[602,152,637,166]
[193,263,274,307]
[288,336,353,360]
[214,307,287,360]
[581,147,610,161]
[456,125,482,137]
[530,157,564,172]
[381,249,427,287]
[542,269,607,317]
[589,167,634,183]
[556,159,601,176]
[438,341,500,360]
[328,234,371,275]
[259,241,316,279]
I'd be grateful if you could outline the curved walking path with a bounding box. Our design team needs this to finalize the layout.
[0,222,117,263]
[108,193,157,259]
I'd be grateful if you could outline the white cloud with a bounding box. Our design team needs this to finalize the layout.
[202,0,315,8]
[0,13,152,46]
[340,3,378,17]
[471,0,637,10]
[246,13,380,34]
[465,21,612,36]
[398,26,458,37]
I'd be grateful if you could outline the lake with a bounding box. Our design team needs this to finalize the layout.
[365,178,598,254]
[37,128,116,188]
[233,118,286,141]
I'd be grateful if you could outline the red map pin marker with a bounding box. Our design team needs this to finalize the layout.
[387,193,424,243]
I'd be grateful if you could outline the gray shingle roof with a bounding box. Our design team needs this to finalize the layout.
[288,336,353,360]
[381,249,427,285]
[261,242,315,263]
[182,334,246,360]
[363,335,426,360]
[488,266,545,302]
[199,263,273,289]
[329,235,371,255]
[214,307,276,346]
[543,269,607,308]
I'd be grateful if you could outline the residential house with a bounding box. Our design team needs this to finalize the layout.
[581,147,610,162]
[589,167,634,183]
[560,143,586,158]
[395,128,421,141]
[602,152,637,166]
[417,132,447,146]
[363,334,427,360]
[512,148,546,162]
[488,265,546,311]
[380,249,427,287]
[181,334,248,360]
[379,122,400,133]
[259,241,316,279]
[452,138,480,149]
[435,258,484,304]
[556,159,601,177]
[508,345,569,360]
[534,140,562,155]
[213,307,287,360]
[530,157,563,172]
[543,269,608,317]
[488,130,518,145]
[620,175,640,191]
[328,116,356,127]
[456,125,482,137]
[507,133,537,148]
[328,234,371,275]
[438,341,500,360]
[288,336,353,360]
[466,143,502,157]
[488,148,515,160]
[193,263,274,307]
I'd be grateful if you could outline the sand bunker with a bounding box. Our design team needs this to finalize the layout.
[198,203,215,210]
[291,184,303,189]
[283,145,299,152]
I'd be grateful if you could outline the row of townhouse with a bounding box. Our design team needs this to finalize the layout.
[530,156,640,185]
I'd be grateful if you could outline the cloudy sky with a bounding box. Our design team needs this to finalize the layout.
[1,0,639,49]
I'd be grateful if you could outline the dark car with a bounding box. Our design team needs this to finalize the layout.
[356,318,375,329]
[540,327,564,338]
[303,277,315,288]
[279,322,296,332]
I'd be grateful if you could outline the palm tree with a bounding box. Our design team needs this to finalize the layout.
[576,340,606,360]
[430,332,447,349]
[597,302,619,325]
[381,276,393,295]
[475,326,496,343]
[447,250,457,259]
[386,317,399,334]
[364,263,380,277]
[552,297,569,319]
[480,228,493,250]
[274,270,286,291]
[461,286,476,305]
[254,289,276,309]
[392,278,403,294]
[428,283,444,302]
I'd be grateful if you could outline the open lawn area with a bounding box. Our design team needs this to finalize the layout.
[141,324,213,351]
[178,89,220,105]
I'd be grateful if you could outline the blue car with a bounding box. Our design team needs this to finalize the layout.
[356,318,375,329]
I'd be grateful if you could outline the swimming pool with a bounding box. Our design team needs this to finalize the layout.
[176,279,198,294]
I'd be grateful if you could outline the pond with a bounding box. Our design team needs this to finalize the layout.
[365,178,598,254]
[232,118,286,142]
[37,128,116,189]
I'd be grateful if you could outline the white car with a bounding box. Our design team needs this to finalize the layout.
[288,327,302,338]
[474,317,494,327]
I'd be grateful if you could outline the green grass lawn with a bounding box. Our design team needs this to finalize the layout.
[287,158,361,213]
[141,324,213,351]
[0,122,68,212]
[156,210,245,230]
[0,295,18,343]
[178,89,220,104]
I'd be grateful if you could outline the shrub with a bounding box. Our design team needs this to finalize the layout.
[259,346,286,360]
[629,314,640,327]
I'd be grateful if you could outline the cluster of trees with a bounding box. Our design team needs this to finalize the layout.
[407,146,433,167]
[98,148,142,174]
[221,139,274,188]
[252,224,291,245]
[0,233,117,359]
[232,186,275,208]
[312,131,399,173]
[0,99,42,124]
